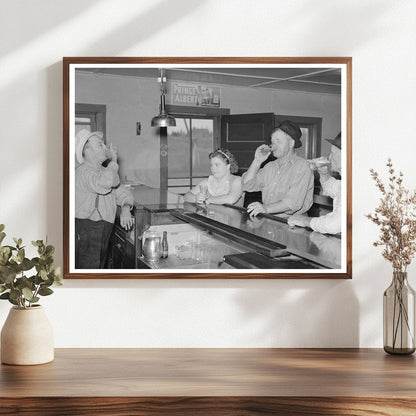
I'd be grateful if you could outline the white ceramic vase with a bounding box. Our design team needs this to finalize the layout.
[1,305,54,365]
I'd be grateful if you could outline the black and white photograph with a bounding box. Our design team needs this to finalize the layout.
[63,58,352,278]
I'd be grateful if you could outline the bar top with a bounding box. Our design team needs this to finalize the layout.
[125,185,342,270]
[182,203,341,269]
[1,348,415,398]
[126,184,183,209]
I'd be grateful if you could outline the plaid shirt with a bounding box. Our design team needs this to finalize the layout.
[243,153,314,215]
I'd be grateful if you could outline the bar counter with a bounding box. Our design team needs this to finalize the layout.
[115,185,343,272]
[1,348,415,415]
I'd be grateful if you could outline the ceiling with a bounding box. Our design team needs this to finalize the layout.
[77,66,341,95]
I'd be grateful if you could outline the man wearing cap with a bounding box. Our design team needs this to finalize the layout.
[243,120,314,217]
[75,129,134,269]
[288,132,342,235]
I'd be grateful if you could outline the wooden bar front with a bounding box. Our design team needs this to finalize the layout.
[1,348,415,415]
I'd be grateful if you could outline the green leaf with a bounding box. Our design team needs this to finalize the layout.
[0,264,7,279]
[0,224,5,232]
[9,288,21,301]
[16,276,35,290]
[33,274,43,285]
[8,297,18,306]
[8,263,20,276]
[1,270,17,285]
[0,291,18,306]
[39,269,48,281]
[13,237,22,248]
[0,246,12,265]
[0,231,6,245]
[45,245,55,256]
[31,240,43,247]
[38,287,54,296]
[53,267,63,285]
[3,245,16,252]
[20,258,34,271]
[0,286,7,294]
[22,287,34,301]
[17,248,25,263]
[0,246,10,255]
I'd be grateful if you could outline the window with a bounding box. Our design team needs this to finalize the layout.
[75,104,106,139]
[167,117,214,193]
[164,106,229,194]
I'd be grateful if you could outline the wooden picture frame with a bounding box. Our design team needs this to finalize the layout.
[63,57,352,279]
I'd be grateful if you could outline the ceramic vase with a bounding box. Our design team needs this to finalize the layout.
[383,271,416,355]
[1,305,54,365]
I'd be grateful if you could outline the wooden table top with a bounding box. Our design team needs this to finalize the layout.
[1,348,415,397]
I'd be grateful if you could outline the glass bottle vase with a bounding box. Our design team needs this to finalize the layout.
[383,271,416,355]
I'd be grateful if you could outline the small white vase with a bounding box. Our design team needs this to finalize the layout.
[1,305,54,365]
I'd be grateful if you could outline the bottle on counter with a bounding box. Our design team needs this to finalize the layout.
[161,231,169,259]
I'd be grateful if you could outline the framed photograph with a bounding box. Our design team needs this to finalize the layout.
[63,57,352,279]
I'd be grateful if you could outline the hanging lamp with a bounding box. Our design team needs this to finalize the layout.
[151,68,176,127]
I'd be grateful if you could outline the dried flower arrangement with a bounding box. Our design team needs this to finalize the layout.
[366,159,416,272]
[367,159,416,354]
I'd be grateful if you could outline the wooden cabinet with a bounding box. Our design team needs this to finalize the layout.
[108,224,135,269]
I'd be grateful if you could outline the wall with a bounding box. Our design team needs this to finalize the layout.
[0,0,415,348]
[76,71,341,187]
[76,72,162,187]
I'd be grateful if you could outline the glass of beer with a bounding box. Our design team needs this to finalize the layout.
[308,156,331,171]
[260,145,272,156]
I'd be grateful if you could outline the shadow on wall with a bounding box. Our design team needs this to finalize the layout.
[46,62,64,268]
[77,0,204,55]
[1,0,102,57]
[233,280,359,348]
[44,0,205,265]
[2,0,204,57]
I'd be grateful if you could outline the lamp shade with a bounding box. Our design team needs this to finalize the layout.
[151,113,176,127]
[151,69,176,128]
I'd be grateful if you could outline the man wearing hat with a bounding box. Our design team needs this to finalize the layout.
[288,132,342,235]
[75,129,134,269]
[243,120,314,217]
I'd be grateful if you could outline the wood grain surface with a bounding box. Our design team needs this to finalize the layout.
[1,348,414,415]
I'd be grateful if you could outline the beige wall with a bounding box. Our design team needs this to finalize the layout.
[1,0,415,348]
[76,73,161,187]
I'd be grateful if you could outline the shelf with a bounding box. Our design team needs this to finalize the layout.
[1,348,415,415]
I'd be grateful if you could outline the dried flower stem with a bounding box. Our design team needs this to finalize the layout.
[366,159,416,272]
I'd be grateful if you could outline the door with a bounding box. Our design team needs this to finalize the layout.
[220,113,275,174]
[221,113,274,206]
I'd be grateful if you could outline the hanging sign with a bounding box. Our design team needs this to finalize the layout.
[170,82,221,107]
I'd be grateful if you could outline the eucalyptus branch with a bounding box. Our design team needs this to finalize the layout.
[0,224,62,309]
